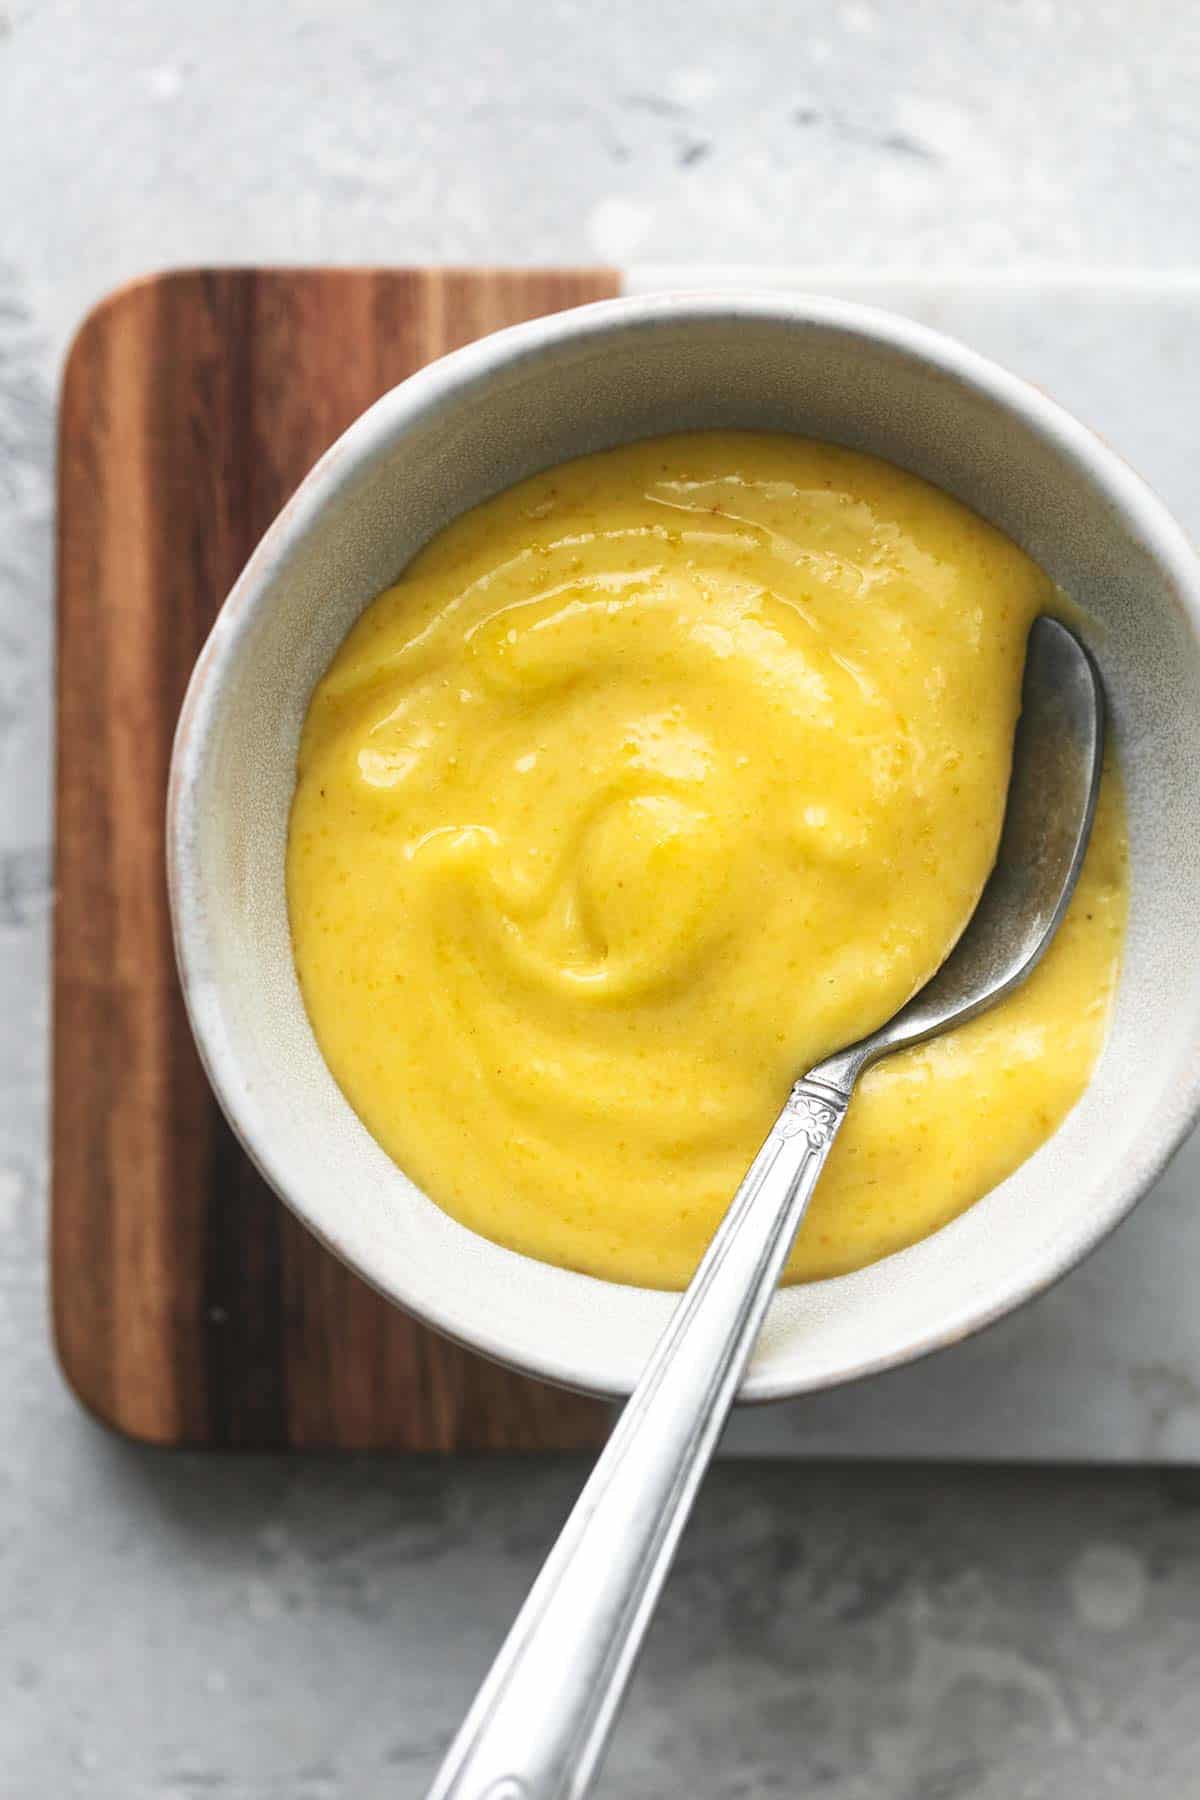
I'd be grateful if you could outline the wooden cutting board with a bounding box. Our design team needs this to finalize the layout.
[53,267,619,1449]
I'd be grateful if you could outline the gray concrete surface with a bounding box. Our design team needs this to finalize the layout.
[5,2,1200,1795]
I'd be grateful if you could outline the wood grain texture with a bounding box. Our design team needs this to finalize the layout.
[53,268,620,1449]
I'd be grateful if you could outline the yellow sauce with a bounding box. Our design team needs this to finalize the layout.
[287,433,1127,1288]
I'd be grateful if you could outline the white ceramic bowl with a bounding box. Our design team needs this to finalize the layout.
[168,292,1200,1402]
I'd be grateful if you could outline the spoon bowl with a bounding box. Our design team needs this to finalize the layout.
[816,615,1104,1091]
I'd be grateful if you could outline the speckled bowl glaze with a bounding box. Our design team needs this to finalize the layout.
[168,293,1200,1402]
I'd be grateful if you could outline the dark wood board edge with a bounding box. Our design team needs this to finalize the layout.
[52,267,620,1450]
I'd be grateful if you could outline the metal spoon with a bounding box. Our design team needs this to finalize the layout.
[428,615,1103,1800]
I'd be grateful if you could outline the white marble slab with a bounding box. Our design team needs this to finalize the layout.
[620,272,1200,1461]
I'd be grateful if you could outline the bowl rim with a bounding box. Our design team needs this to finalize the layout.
[168,288,1200,1402]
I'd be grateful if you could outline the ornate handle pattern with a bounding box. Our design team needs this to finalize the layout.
[772,1083,845,1147]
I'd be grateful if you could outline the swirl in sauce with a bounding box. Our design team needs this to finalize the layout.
[287,433,1127,1287]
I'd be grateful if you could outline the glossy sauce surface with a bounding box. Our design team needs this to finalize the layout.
[287,433,1127,1287]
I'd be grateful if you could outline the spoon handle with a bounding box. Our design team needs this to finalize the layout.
[426,1075,850,1800]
